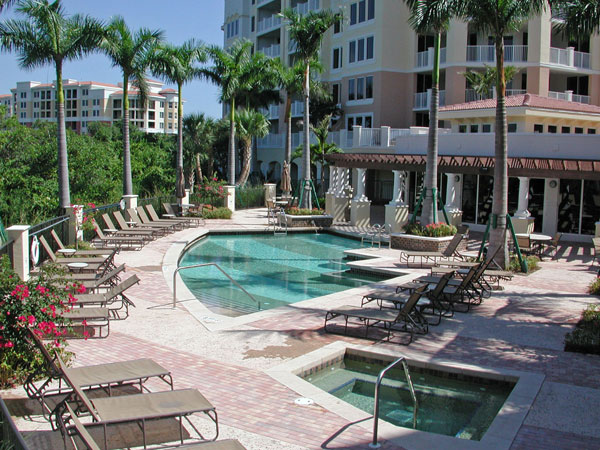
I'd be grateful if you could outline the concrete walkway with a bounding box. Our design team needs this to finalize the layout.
[4,208,600,449]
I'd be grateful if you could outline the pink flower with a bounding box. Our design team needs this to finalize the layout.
[213,177,217,181]
[17,315,26,322]
[4,341,14,348]
[27,315,36,325]
[76,284,86,294]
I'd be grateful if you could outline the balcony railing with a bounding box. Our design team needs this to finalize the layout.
[260,43,281,58]
[548,90,591,104]
[292,0,320,15]
[413,89,446,110]
[415,47,447,68]
[359,128,382,147]
[291,100,304,117]
[549,47,591,69]
[466,45,528,63]
[257,130,352,149]
[257,15,282,34]
[259,104,280,119]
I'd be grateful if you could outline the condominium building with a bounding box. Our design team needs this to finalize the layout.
[4,78,181,134]
[0,94,12,119]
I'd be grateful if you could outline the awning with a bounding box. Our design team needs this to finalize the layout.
[325,153,600,180]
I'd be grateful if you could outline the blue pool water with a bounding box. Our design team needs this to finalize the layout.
[179,232,389,316]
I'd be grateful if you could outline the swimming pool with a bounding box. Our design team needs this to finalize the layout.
[178,232,389,316]
[303,352,515,441]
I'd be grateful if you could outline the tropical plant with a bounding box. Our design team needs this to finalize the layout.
[201,39,276,187]
[183,113,216,190]
[404,222,457,237]
[455,0,546,268]
[101,16,163,197]
[404,0,455,226]
[235,108,270,186]
[552,0,600,39]
[462,66,519,99]
[151,39,205,200]
[280,8,342,209]
[0,0,104,209]
[0,0,17,12]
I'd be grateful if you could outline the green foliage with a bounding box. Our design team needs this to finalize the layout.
[202,207,232,220]
[565,303,600,355]
[0,119,176,227]
[589,279,600,296]
[508,255,540,273]
[236,184,265,210]
[404,222,457,237]
[0,256,76,388]
[284,207,326,216]
[191,177,227,208]
[462,66,519,97]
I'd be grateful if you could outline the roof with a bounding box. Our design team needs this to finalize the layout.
[0,94,11,99]
[439,93,600,115]
[159,88,177,94]
[325,153,600,180]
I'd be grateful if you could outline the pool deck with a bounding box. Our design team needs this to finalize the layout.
[4,207,600,449]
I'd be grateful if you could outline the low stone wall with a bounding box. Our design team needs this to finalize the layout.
[391,233,467,252]
[285,214,333,228]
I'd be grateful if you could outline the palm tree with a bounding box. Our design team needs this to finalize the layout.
[404,0,455,225]
[281,8,341,209]
[183,112,216,187]
[552,1,600,45]
[0,0,17,12]
[201,39,275,186]
[101,16,163,197]
[456,0,546,268]
[151,39,205,200]
[0,0,104,209]
[462,66,519,100]
[235,108,270,186]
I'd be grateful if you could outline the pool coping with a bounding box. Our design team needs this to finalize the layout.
[162,229,416,332]
[265,341,545,450]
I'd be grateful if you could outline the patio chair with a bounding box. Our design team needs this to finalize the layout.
[38,236,113,272]
[61,307,111,339]
[71,274,140,319]
[53,354,219,450]
[324,285,428,344]
[516,235,535,256]
[126,208,172,235]
[399,232,465,267]
[136,206,185,230]
[546,232,562,259]
[78,264,127,293]
[147,203,202,227]
[91,220,146,250]
[60,402,246,450]
[24,329,173,418]
[50,229,114,257]
[112,211,158,240]
[101,213,155,241]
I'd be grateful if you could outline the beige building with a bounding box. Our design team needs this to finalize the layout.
[4,78,180,134]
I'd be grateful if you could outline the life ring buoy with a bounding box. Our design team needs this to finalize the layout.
[30,235,40,265]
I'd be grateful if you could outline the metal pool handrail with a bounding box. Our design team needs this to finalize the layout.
[172,263,261,310]
[369,356,418,449]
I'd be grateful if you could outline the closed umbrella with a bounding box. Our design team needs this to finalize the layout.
[281,161,292,197]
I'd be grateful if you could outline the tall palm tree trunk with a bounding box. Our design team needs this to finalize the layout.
[122,76,133,196]
[176,83,184,198]
[228,99,236,185]
[195,153,203,184]
[237,140,251,186]
[421,33,441,225]
[55,64,70,209]
[285,96,292,165]
[489,39,509,268]
[302,63,311,209]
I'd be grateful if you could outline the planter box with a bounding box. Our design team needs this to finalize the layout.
[284,214,333,228]
[391,233,467,252]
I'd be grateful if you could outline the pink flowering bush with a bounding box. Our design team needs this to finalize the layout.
[192,177,227,208]
[404,222,457,237]
[71,201,98,233]
[0,256,78,387]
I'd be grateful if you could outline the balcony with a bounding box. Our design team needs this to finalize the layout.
[257,14,282,35]
[465,88,526,102]
[548,90,591,104]
[415,47,447,69]
[257,129,352,149]
[413,89,446,110]
[466,45,528,63]
[257,0,276,6]
[292,0,320,16]
[259,43,281,58]
[259,104,280,119]
[291,100,304,117]
[549,47,590,69]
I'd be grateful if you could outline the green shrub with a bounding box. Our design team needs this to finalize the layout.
[589,279,600,296]
[404,222,457,237]
[565,304,600,355]
[202,207,232,219]
[508,255,540,273]
[284,207,326,216]
[191,177,227,208]
[235,184,265,209]
[0,256,76,388]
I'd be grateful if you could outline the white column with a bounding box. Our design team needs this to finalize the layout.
[352,125,362,147]
[6,225,30,281]
[353,168,368,201]
[445,173,462,212]
[380,126,391,147]
[336,167,349,197]
[403,171,411,205]
[388,170,406,205]
[327,166,337,195]
[515,176,531,218]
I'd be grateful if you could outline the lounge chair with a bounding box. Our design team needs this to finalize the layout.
[50,229,114,257]
[78,264,127,293]
[53,354,219,450]
[112,211,158,240]
[24,329,173,418]
[61,307,111,338]
[399,232,465,267]
[147,204,201,227]
[38,236,112,272]
[101,213,155,241]
[91,219,145,250]
[136,206,185,230]
[324,285,428,344]
[60,402,246,450]
[71,274,139,319]
[126,208,172,235]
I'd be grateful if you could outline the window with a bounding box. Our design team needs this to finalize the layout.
[82,110,88,117]
[251,16,255,32]
[533,124,543,133]
[149,111,155,120]
[160,111,164,118]
[82,99,88,107]
[365,76,373,98]
[82,89,88,96]
[561,126,570,133]
[33,102,39,108]
[168,123,173,129]
[92,99,100,106]
[33,92,39,98]
[226,19,240,39]
[357,78,364,100]
[575,127,584,134]
[508,123,517,133]
[160,123,164,129]
[168,112,173,119]
[113,110,121,119]
[348,76,373,101]
[148,101,155,110]
[113,99,121,109]
[470,124,479,133]
[346,114,373,130]
[332,47,343,69]
[334,20,341,34]
[349,0,374,25]
[168,102,173,108]
[459,125,467,133]
[149,122,155,128]
[20,92,26,99]
[348,79,355,101]
[81,121,87,128]
[20,112,26,118]
[548,125,557,133]
[482,124,492,133]
[160,101,164,108]
[588,128,596,134]
[20,102,26,108]
[349,36,374,63]
[332,83,341,104]
[92,110,99,117]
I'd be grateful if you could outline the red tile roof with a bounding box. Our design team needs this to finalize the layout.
[159,88,177,93]
[0,94,12,98]
[440,93,600,115]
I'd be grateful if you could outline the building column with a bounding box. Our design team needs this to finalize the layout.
[512,177,535,234]
[6,225,30,281]
[325,166,338,216]
[445,173,463,227]
[332,167,350,223]
[351,168,371,227]
[385,170,409,232]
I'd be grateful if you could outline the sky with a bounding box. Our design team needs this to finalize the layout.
[0,0,225,118]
